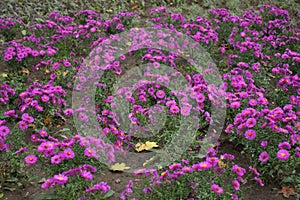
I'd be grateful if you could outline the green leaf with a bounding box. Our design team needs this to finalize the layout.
[28,175,39,182]
[103,190,115,199]
[6,177,18,182]
[2,187,16,191]
[33,193,61,200]
[0,193,4,198]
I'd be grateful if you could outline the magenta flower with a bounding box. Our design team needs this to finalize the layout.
[169,163,182,170]
[259,151,269,162]
[37,142,55,153]
[170,105,179,114]
[54,174,68,185]
[41,178,54,189]
[24,154,37,165]
[211,184,223,194]
[84,148,96,158]
[156,90,165,99]
[51,154,63,164]
[260,141,268,148]
[41,95,50,102]
[21,113,34,123]
[80,170,93,180]
[254,177,264,187]
[230,101,241,109]
[39,129,48,137]
[232,180,240,191]
[248,166,260,176]
[63,108,73,116]
[245,118,257,128]
[249,99,257,106]
[244,129,256,140]
[182,166,193,173]
[86,181,111,193]
[52,62,60,70]
[206,157,219,166]
[166,100,176,107]
[232,165,246,176]
[0,126,10,136]
[277,149,290,161]
[153,62,160,69]
[278,141,291,149]
[63,148,75,159]
[196,93,205,103]
[18,120,28,130]
[180,106,191,116]
[192,161,212,171]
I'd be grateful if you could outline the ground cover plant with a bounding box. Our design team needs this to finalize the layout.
[0,1,299,200]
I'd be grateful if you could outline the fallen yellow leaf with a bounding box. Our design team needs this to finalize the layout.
[109,163,130,171]
[1,73,8,77]
[135,141,158,152]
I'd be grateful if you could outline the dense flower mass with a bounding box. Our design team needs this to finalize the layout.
[0,2,299,200]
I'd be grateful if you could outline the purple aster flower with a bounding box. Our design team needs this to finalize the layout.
[232,165,246,176]
[24,154,37,165]
[244,129,256,140]
[54,174,68,185]
[182,166,193,173]
[41,178,54,189]
[51,154,63,164]
[156,90,165,99]
[206,157,219,166]
[0,141,8,151]
[18,120,28,130]
[41,95,50,102]
[277,149,290,161]
[80,170,93,180]
[254,177,264,187]
[230,101,241,109]
[169,163,182,170]
[166,100,176,107]
[180,106,191,116]
[0,126,10,136]
[196,93,205,103]
[84,148,96,158]
[22,113,34,123]
[245,118,257,128]
[260,140,268,148]
[248,166,260,176]
[211,184,223,194]
[278,141,291,149]
[64,108,73,116]
[232,180,240,191]
[52,62,60,70]
[192,161,212,171]
[249,99,257,106]
[39,129,48,137]
[259,151,269,162]
[63,148,75,159]
[170,105,179,114]
[15,147,27,154]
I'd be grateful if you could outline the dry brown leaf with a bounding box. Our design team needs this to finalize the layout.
[21,68,30,74]
[278,186,296,198]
